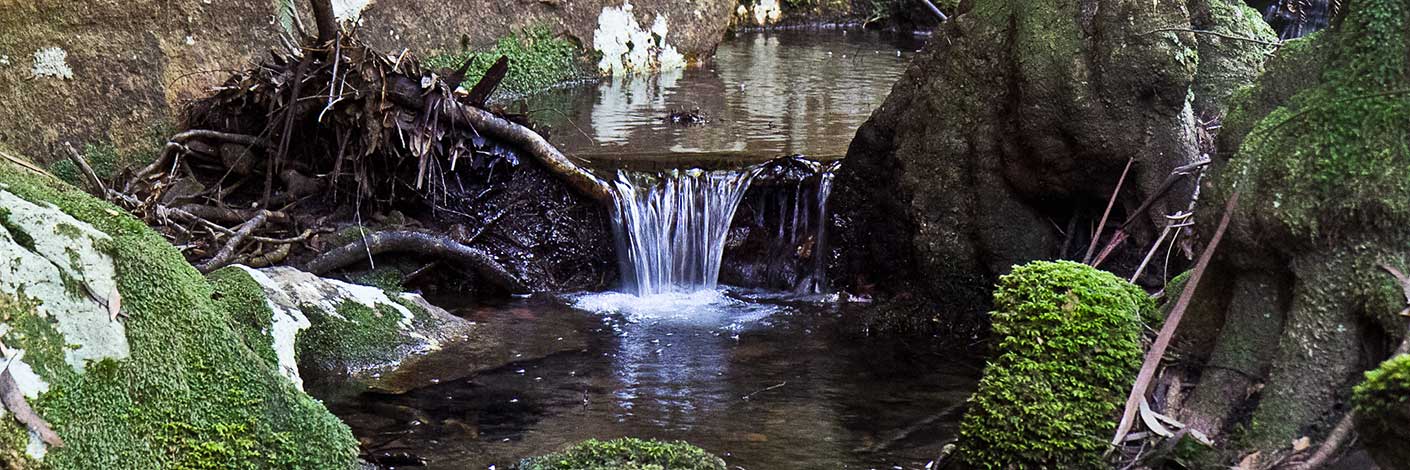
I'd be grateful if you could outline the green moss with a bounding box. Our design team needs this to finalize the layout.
[349,267,405,293]
[1191,0,1278,115]
[296,300,405,368]
[518,438,727,470]
[0,206,36,251]
[1216,0,1410,243]
[1353,354,1410,469]
[0,163,358,469]
[424,26,583,97]
[952,261,1151,469]
[206,267,279,369]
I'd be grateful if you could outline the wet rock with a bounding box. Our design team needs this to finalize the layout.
[829,0,1277,317]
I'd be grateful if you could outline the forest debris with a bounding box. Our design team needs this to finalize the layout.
[196,210,270,273]
[1084,157,1134,264]
[1112,191,1240,448]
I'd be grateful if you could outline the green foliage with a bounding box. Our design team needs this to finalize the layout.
[953,261,1150,469]
[0,163,358,469]
[1217,0,1410,243]
[424,26,583,97]
[518,437,727,470]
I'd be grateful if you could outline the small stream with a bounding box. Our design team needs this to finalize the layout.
[331,30,981,470]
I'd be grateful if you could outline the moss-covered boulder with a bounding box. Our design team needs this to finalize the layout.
[829,0,1276,317]
[0,161,358,468]
[216,265,476,398]
[950,261,1150,469]
[1353,354,1410,470]
[519,437,727,470]
[1177,0,1410,455]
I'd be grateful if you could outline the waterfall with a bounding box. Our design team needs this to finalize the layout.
[747,159,839,294]
[793,161,838,294]
[607,167,762,295]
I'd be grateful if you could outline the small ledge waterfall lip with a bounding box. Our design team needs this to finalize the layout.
[606,166,763,296]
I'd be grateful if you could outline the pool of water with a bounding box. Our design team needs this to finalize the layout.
[521,29,923,166]
[328,29,978,470]
[331,292,981,469]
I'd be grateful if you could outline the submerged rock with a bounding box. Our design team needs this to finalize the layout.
[519,437,728,470]
[829,0,1276,318]
[0,161,358,468]
[949,261,1150,469]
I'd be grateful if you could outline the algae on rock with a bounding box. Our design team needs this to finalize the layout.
[951,261,1150,469]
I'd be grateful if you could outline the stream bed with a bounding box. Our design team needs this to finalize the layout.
[329,30,982,470]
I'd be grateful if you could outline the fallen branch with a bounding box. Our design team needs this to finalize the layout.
[62,142,107,199]
[197,211,269,273]
[1085,157,1135,264]
[176,204,290,225]
[386,75,611,203]
[1112,191,1240,448]
[0,369,62,448]
[305,230,529,293]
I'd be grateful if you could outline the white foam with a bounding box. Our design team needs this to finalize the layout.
[568,289,778,325]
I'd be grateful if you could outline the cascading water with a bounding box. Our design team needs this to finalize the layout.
[606,167,762,295]
[723,158,841,294]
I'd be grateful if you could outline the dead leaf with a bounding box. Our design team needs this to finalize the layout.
[1237,451,1261,470]
[1292,436,1311,452]
[108,286,122,321]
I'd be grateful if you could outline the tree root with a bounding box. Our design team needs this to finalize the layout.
[305,230,529,293]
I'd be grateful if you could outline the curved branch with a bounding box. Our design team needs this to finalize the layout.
[386,75,612,203]
[305,230,529,294]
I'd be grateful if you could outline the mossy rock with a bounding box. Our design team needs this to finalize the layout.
[518,438,727,470]
[951,261,1151,469]
[424,25,585,97]
[0,159,358,469]
[1353,354,1410,470]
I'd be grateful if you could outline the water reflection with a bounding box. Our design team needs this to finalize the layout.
[522,30,920,161]
[330,293,980,469]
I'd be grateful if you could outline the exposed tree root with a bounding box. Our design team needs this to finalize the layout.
[306,230,529,294]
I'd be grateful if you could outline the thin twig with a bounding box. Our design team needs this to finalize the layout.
[741,381,787,401]
[1085,157,1135,264]
[1112,191,1240,448]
